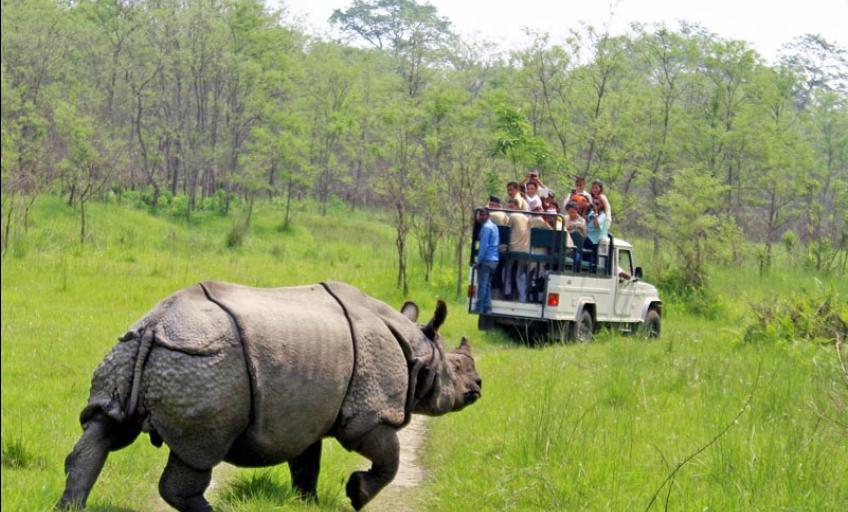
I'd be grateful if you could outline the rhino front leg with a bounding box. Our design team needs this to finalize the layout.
[289,440,322,501]
[158,451,213,512]
[345,425,400,510]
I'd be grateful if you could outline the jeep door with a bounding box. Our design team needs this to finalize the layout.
[613,248,640,321]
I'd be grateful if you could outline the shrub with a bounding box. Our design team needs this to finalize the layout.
[656,268,722,318]
[170,194,189,218]
[226,218,249,248]
[744,284,847,344]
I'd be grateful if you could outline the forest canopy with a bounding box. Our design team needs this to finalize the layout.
[2,0,846,292]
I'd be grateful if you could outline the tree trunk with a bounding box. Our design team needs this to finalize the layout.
[80,200,87,245]
[2,194,15,257]
[395,201,408,295]
[284,175,294,229]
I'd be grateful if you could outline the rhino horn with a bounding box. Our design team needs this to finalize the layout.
[423,300,447,339]
[400,301,419,322]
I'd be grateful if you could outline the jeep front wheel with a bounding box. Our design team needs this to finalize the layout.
[641,309,661,339]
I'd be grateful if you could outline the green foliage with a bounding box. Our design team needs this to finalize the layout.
[782,229,797,254]
[744,283,848,344]
[170,194,190,218]
[655,268,722,318]
[656,168,736,290]
[493,104,552,172]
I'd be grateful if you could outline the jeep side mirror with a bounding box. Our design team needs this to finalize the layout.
[634,267,643,280]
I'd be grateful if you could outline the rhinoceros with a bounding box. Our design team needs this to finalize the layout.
[58,281,481,511]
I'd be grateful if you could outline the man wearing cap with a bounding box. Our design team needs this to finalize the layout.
[474,208,499,314]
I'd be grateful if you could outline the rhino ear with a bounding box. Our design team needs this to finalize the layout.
[457,336,471,353]
[423,300,447,339]
[401,301,419,322]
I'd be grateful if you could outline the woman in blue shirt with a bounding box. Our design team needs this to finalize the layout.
[584,198,608,273]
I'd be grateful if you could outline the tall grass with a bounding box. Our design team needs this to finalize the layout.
[422,297,848,510]
[2,196,846,511]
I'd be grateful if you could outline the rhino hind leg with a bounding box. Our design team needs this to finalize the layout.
[58,415,141,510]
[158,451,213,512]
[289,440,322,501]
[344,425,400,511]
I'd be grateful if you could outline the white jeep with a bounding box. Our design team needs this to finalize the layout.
[468,209,662,342]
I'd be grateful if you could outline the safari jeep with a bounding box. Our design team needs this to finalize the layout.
[468,208,662,342]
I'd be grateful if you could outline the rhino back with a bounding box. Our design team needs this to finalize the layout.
[129,284,239,354]
[203,282,354,463]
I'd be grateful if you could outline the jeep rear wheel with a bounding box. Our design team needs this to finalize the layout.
[573,310,594,343]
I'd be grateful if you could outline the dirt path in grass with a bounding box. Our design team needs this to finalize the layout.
[366,415,430,511]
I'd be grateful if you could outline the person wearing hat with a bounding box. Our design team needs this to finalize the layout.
[474,208,500,314]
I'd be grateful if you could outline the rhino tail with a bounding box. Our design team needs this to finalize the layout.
[79,328,155,427]
[126,328,155,419]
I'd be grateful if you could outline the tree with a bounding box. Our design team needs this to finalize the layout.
[330,0,454,98]
[779,34,848,109]
[303,42,357,215]
[642,27,692,246]
[54,101,121,244]
[657,168,735,290]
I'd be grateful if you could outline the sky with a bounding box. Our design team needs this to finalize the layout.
[276,0,847,63]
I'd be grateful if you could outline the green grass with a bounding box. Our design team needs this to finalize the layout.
[2,196,846,511]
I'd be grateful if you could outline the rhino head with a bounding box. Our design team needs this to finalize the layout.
[401,300,482,416]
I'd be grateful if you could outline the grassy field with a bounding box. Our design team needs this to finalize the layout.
[2,197,846,511]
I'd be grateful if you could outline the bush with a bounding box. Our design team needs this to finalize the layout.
[655,268,722,318]
[744,284,847,344]
[170,194,189,218]
[226,218,249,248]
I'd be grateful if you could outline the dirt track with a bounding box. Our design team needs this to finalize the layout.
[366,415,429,511]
